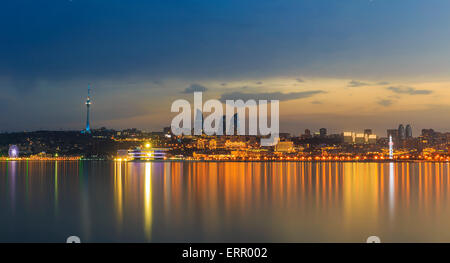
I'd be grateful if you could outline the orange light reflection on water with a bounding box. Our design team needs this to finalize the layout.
[108,161,450,242]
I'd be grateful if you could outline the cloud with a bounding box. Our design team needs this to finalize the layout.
[347,80,370,87]
[377,99,394,107]
[348,80,390,87]
[219,90,324,102]
[387,86,432,95]
[181,84,208,93]
[311,100,322,104]
[296,78,305,83]
[256,81,263,85]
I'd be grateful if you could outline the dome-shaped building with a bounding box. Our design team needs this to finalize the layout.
[8,145,19,158]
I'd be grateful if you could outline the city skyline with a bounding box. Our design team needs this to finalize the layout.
[4,0,450,248]
[1,1,450,135]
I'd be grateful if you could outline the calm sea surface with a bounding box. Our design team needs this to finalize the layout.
[1,160,450,242]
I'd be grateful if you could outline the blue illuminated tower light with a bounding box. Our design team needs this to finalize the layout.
[82,85,92,134]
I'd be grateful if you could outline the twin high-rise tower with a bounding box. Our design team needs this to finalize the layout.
[398,124,412,140]
[387,124,413,141]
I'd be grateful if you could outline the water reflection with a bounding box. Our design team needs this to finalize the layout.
[114,162,123,232]
[144,162,153,241]
[389,162,395,218]
[54,161,58,213]
[1,161,450,242]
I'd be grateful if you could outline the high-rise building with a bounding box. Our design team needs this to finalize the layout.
[304,129,311,136]
[221,113,238,135]
[422,129,435,137]
[319,128,327,137]
[82,85,92,134]
[364,129,372,143]
[387,129,398,140]
[194,108,203,135]
[398,124,405,140]
[368,134,377,144]
[355,133,365,144]
[343,131,376,144]
[405,124,413,138]
[343,132,355,144]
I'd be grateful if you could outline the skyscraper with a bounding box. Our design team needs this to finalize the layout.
[343,132,355,144]
[319,128,327,137]
[355,133,365,144]
[405,124,412,138]
[221,113,238,135]
[422,129,435,137]
[302,129,312,139]
[82,85,92,134]
[387,129,398,140]
[398,124,405,140]
[194,108,203,135]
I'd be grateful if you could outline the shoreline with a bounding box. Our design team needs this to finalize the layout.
[1,158,449,163]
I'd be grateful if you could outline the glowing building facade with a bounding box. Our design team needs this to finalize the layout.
[127,148,169,160]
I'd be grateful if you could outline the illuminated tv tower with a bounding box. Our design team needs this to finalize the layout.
[82,85,92,134]
[388,135,394,160]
